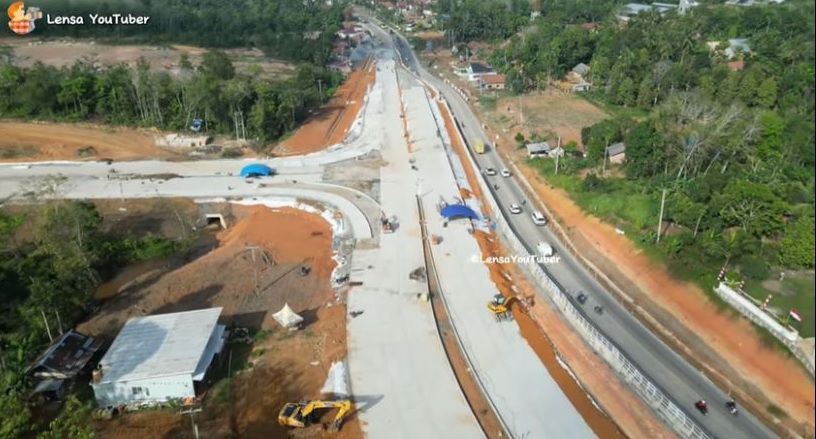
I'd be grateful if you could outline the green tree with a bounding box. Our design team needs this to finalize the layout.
[37,395,94,439]
[199,51,235,81]
[779,215,816,268]
[755,77,778,108]
[714,179,788,237]
[0,374,31,438]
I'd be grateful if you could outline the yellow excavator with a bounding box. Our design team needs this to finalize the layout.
[278,399,353,431]
[487,294,519,321]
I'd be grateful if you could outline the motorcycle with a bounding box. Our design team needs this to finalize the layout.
[594,305,603,315]
[726,400,738,416]
[695,400,708,415]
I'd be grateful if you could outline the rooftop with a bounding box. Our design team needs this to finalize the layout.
[26,329,104,379]
[94,308,223,384]
[480,74,505,85]
[526,142,551,154]
[470,62,494,74]
[606,142,626,156]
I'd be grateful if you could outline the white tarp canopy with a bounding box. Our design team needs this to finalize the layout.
[273,303,304,329]
[321,360,350,398]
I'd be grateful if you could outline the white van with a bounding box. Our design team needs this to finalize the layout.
[536,242,554,258]
[531,211,547,226]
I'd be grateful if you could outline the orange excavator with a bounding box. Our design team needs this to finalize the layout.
[487,294,519,321]
[278,399,353,431]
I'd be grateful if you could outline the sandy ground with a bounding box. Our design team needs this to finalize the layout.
[436,100,670,438]
[491,91,608,148]
[277,59,376,156]
[0,122,189,162]
[0,40,294,78]
[72,204,361,439]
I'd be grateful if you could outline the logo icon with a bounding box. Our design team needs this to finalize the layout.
[8,2,42,35]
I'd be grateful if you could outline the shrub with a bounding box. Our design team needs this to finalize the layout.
[739,255,770,280]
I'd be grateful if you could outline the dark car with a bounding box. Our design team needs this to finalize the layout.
[483,167,497,176]
[576,293,588,305]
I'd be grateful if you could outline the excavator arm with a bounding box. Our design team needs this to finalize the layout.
[279,399,353,431]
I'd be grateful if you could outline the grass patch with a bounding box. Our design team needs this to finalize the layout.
[208,378,232,404]
[525,157,812,358]
[577,90,650,120]
[251,348,265,358]
[767,403,787,418]
[744,272,816,338]
[253,328,274,343]
[478,95,498,111]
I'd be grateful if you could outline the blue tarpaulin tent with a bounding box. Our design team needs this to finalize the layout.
[440,204,479,220]
[239,164,274,177]
[190,118,203,132]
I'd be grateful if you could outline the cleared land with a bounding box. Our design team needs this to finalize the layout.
[35,200,362,439]
[0,40,295,78]
[277,59,376,156]
[0,122,187,162]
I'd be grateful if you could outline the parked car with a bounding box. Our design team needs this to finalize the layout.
[509,203,522,214]
[531,211,547,226]
[484,167,497,176]
[500,169,512,177]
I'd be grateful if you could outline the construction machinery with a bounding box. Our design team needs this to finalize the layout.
[487,294,518,321]
[381,214,398,233]
[278,399,353,431]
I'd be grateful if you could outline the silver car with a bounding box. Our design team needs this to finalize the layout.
[509,204,522,214]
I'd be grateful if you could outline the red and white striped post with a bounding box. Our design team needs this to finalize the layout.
[761,294,773,310]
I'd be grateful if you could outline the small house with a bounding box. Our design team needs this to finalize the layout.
[479,74,506,90]
[26,329,104,380]
[606,142,626,164]
[724,39,751,59]
[526,142,551,158]
[91,308,227,407]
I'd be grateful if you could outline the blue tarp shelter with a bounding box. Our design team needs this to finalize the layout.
[190,118,203,132]
[239,163,273,177]
[440,204,479,220]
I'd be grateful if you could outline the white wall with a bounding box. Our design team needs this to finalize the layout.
[92,374,194,406]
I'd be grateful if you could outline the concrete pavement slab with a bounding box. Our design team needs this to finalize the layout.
[402,79,597,438]
[345,59,483,439]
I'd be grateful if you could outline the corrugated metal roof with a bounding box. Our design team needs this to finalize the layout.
[95,308,223,384]
[526,142,550,154]
[606,142,626,156]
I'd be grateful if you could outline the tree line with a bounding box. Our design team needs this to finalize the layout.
[0,52,343,143]
[28,0,347,65]
[438,0,814,278]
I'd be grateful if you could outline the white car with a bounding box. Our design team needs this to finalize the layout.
[509,204,522,214]
[500,169,512,177]
[531,211,547,226]
[484,167,497,176]
[537,242,555,257]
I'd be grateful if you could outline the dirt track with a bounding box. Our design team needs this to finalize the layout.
[74,203,361,439]
[0,122,188,162]
[278,59,376,156]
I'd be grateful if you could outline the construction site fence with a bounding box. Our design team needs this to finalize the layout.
[436,96,712,439]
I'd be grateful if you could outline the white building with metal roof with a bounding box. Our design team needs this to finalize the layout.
[90,307,226,406]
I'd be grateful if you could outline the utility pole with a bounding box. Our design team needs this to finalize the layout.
[555,137,561,175]
[656,187,668,243]
[317,79,324,104]
[245,245,261,294]
[189,412,200,439]
[602,141,608,175]
[41,309,53,343]
[518,94,524,126]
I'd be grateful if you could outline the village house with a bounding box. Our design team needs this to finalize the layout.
[452,62,497,82]
[479,74,506,90]
[606,142,627,164]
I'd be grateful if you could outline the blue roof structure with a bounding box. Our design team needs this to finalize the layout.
[239,163,273,177]
[441,204,480,220]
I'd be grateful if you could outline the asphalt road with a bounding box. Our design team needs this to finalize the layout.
[365,16,778,439]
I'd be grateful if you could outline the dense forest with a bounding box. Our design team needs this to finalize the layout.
[0,53,342,143]
[436,0,815,308]
[1,0,350,143]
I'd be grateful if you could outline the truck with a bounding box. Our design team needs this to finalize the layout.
[474,140,486,154]
[536,242,554,258]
